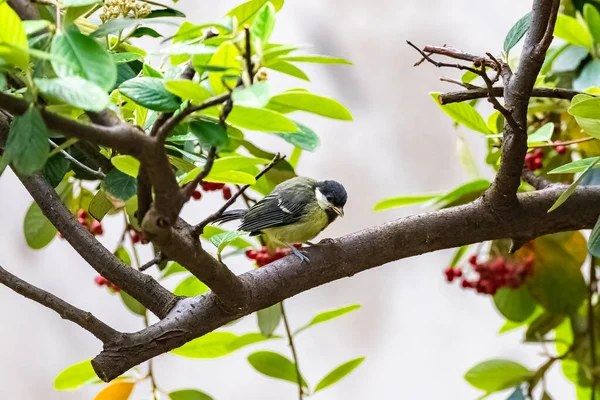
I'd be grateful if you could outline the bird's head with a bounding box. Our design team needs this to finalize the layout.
[315,180,347,217]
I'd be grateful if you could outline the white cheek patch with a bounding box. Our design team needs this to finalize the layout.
[315,188,331,210]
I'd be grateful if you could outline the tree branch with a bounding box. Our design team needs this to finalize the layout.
[438,87,582,105]
[421,45,497,68]
[0,264,120,342]
[182,146,216,199]
[92,184,600,381]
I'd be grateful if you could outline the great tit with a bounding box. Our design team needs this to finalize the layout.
[214,177,347,262]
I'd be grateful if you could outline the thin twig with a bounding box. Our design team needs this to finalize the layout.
[194,154,284,234]
[530,136,595,148]
[522,168,554,190]
[0,264,120,342]
[406,41,481,74]
[281,302,303,400]
[537,0,561,56]
[244,25,254,83]
[182,146,217,198]
[479,60,520,131]
[439,77,479,90]
[589,256,598,400]
[421,45,497,68]
[140,252,165,272]
[48,139,106,179]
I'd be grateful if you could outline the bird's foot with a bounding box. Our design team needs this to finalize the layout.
[289,245,310,263]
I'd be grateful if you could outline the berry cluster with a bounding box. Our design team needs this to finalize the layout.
[525,148,544,171]
[130,229,148,245]
[94,275,120,292]
[59,209,103,239]
[444,255,534,295]
[245,245,302,267]
[190,182,232,201]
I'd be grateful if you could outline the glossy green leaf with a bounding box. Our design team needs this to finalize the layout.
[274,121,320,151]
[146,7,186,19]
[232,82,273,108]
[180,167,256,185]
[548,156,600,174]
[226,0,284,26]
[449,245,469,267]
[548,157,599,212]
[314,357,365,393]
[584,4,600,46]
[567,94,600,138]
[165,80,213,103]
[91,18,138,38]
[54,360,97,390]
[201,226,253,249]
[111,155,140,177]
[173,275,209,297]
[247,351,307,387]
[457,134,479,179]
[130,27,162,39]
[504,12,531,54]
[211,156,271,173]
[487,110,504,134]
[203,105,298,132]
[433,179,490,208]
[527,122,554,144]
[51,26,117,92]
[120,289,146,316]
[574,59,600,91]
[4,107,49,176]
[24,200,57,249]
[464,359,532,394]
[189,118,229,147]
[257,303,282,337]
[209,231,246,260]
[588,215,600,257]
[431,92,491,134]
[526,232,587,314]
[493,287,536,322]
[172,332,270,358]
[22,19,51,36]
[0,2,29,69]
[249,2,276,45]
[161,262,188,278]
[102,169,137,201]
[554,14,592,49]
[43,154,71,188]
[143,63,163,78]
[525,312,565,342]
[35,77,109,112]
[267,61,310,80]
[88,189,113,221]
[280,54,352,65]
[266,92,352,120]
[373,194,440,211]
[208,42,240,94]
[295,304,361,335]
[119,77,181,112]
[569,94,600,119]
[113,52,143,64]
[169,389,214,400]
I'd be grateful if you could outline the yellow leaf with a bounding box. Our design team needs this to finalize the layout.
[0,2,29,69]
[94,381,135,400]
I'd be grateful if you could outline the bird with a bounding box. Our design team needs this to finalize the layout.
[213,177,347,262]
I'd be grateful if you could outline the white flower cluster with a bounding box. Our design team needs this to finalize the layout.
[100,0,152,23]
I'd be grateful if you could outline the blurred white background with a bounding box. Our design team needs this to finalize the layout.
[0,0,576,399]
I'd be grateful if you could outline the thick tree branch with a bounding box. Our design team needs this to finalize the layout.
[0,265,120,342]
[92,185,600,381]
[18,174,178,318]
[438,87,582,105]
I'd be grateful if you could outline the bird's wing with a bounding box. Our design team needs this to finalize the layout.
[238,193,306,233]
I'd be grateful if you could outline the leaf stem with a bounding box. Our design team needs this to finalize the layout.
[280,301,304,400]
[48,139,105,179]
[529,136,595,148]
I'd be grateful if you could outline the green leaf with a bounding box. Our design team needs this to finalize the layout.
[232,82,273,108]
[266,92,352,120]
[188,118,229,147]
[314,357,365,393]
[525,312,565,342]
[548,156,600,174]
[526,232,587,314]
[257,303,282,337]
[249,2,276,45]
[0,2,29,69]
[63,0,101,6]
[203,105,298,132]
[22,19,50,36]
[119,77,181,112]
[165,80,213,102]
[172,332,270,358]
[247,351,307,387]
[201,226,253,249]
[180,167,256,185]
[457,134,479,179]
[589,215,600,257]
[279,54,352,65]
[88,189,113,221]
[24,200,57,249]
[51,26,117,92]
[464,359,532,394]
[4,107,49,176]
[267,61,310,80]
[373,194,440,211]
[504,12,531,54]
[161,262,188,278]
[226,0,284,26]
[146,7,186,19]
[208,42,240,94]
[584,4,600,46]
[54,360,98,390]
[209,231,246,260]
[91,18,138,38]
[274,121,320,151]
[43,153,71,188]
[113,52,143,64]
[433,179,490,208]
[120,289,147,316]
[527,122,554,144]
[102,169,138,201]
[493,287,536,322]
[548,157,599,212]
[173,275,209,297]
[35,77,110,112]
[431,92,491,134]
[211,155,272,173]
[554,14,593,49]
[111,155,140,177]
[295,304,361,335]
[567,94,600,138]
[143,63,163,78]
[169,389,214,400]
[130,27,162,39]
[574,59,600,91]
[462,70,479,84]
[449,245,469,267]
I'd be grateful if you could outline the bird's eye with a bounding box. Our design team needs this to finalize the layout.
[326,195,333,202]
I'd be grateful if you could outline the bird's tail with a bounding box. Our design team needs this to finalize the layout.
[211,209,247,225]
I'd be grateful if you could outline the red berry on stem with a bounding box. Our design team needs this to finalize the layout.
[222,186,232,200]
[95,275,108,286]
[131,232,140,244]
[91,220,103,235]
[191,190,202,200]
[468,255,478,265]
[245,249,258,259]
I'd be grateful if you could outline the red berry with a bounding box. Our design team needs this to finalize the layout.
[131,232,140,244]
[78,209,88,219]
[201,181,211,191]
[556,145,567,155]
[213,183,225,190]
[453,268,463,278]
[78,217,87,226]
[191,190,202,200]
[444,267,455,282]
[95,275,108,286]
[461,280,473,289]
[468,255,478,265]
[108,282,120,292]
[245,249,258,259]
[533,148,543,158]
[91,220,103,236]
[222,186,232,200]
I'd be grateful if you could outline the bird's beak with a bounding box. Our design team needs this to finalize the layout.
[331,206,344,217]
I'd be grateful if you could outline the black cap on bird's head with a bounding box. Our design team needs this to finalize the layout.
[315,180,347,217]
